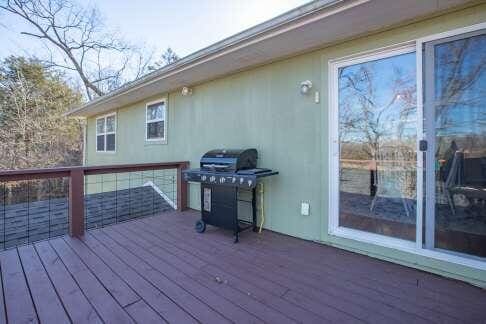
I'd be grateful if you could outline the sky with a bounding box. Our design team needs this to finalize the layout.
[0,0,310,61]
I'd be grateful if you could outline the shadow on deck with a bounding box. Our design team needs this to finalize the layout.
[0,210,485,324]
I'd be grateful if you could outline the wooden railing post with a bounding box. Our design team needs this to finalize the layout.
[69,168,85,237]
[177,162,189,212]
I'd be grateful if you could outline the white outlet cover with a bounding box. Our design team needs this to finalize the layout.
[301,202,310,216]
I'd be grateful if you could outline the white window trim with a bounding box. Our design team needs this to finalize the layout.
[145,98,167,143]
[95,112,116,153]
[328,22,486,271]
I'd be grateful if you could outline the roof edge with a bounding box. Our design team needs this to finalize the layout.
[66,0,347,116]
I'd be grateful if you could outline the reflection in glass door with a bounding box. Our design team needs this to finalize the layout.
[424,30,486,258]
[337,48,417,241]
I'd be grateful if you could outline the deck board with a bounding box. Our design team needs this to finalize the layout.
[48,238,134,324]
[100,227,234,324]
[62,236,140,307]
[123,218,328,323]
[34,240,102,324]
[86,231,198,324]
[137,215,430,323]
[0,248,38,324]
[0,210,484,324]
[111,223,274,324]
[17,245,70,324]
[142,212,483,323]
[0,257,6,324]
[124,299,166,324]
[135,216,390,323]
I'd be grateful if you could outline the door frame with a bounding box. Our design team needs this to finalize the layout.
[328,41,417,251]
[420,27,486,251]
[328,22,486,270]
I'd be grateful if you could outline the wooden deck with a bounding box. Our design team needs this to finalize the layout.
[0,210,485,324]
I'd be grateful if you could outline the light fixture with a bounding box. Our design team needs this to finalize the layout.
[300,80,313,95]
[181,86,193,96]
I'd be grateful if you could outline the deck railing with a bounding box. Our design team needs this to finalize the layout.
[0,162,189,249]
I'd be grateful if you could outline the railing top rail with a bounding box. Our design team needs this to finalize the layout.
[0,161,190,181]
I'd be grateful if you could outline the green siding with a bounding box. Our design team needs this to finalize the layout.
[86,4,486,287]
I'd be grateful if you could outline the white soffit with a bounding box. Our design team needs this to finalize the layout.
[69,0,471,117]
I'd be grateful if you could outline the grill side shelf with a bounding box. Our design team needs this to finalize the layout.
[182,169,278,188]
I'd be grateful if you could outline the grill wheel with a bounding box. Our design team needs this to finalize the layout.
[195,220,206,233]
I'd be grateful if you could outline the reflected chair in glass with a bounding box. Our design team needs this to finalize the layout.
[370,145,416,219]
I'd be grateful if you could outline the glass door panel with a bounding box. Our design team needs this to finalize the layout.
[424,30,486,258]
[338,51,417,241]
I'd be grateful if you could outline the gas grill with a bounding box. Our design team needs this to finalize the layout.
[183,149,278,242]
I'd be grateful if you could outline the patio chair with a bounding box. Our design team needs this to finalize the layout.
[442,150,463,216]
[445,152,486,218]
[370,145,415,218]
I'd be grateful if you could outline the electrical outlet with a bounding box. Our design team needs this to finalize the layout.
[301,202,310,216]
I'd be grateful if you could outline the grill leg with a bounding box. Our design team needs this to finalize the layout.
[252,187,257,232]
[234,188,239,243]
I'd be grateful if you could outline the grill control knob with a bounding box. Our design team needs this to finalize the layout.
[210,176,216,182]
[219,177,226,184]
[247,180,253,187]
[231,177,236,183]
[239,178,244,185]
[201,175,207,181]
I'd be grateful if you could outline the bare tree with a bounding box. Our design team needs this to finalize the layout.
[0,0,153,99]
[0,56,83,170]
[148,47,180,71]
[339,63,416,160]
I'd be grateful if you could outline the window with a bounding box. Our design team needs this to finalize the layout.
[96,113,116,152]
[330,44,417,242]
[146,100,166,141]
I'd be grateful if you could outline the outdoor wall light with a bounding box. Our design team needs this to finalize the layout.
[181,86,193,96]
[300,80,313,95]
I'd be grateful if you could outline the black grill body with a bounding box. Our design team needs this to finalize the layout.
[200,149,257,173]
[183,149,278,242]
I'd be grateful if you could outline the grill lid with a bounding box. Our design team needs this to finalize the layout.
[200,149,257,172]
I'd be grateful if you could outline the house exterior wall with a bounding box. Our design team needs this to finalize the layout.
[85,4,486,287]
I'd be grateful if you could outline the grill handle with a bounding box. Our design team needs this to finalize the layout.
[202,164,230,170]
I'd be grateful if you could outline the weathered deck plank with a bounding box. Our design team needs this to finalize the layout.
[140,212,486,323]
[84,231,197,324]
[34,240,103,324]
[110,223,272,324]
[122,218,328,323]
[0,210,484,324]
[0,258,6,324]
[98,228,233,324]
[48,238,134,324]
[17,245,70,324]
[62,236,140,307]
[0,248,38,324]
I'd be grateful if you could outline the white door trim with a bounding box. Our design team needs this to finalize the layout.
[328,41,416,242]
[327,22,486,271]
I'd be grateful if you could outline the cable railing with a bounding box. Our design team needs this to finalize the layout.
[0,162,189,250]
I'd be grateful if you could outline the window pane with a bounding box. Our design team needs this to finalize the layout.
[96,118,105,134]
[106,134,116,151]
[147,102,164,120]
[97,135,105,151]
[338,51,417,241]
[106,115,115,133]
[147,121,164,139]
[429,32,486,257]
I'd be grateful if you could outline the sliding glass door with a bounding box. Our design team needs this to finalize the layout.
[330,25,486,264]
[334,46,418,242]
[424,29,486,258]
